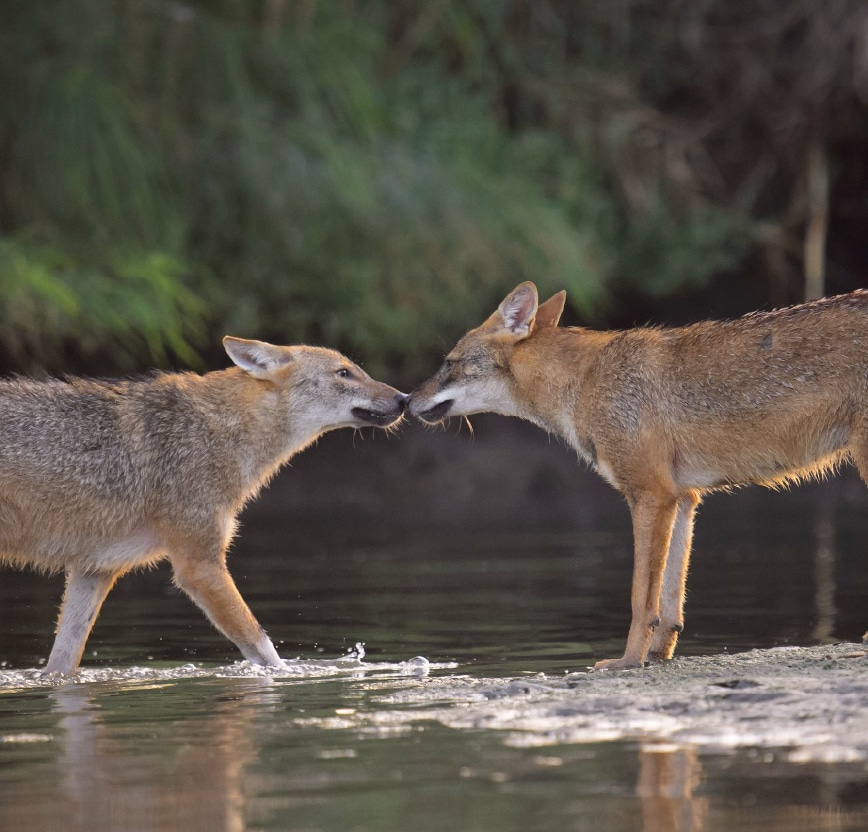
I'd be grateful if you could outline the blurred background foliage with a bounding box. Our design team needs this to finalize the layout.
[1,0,868,380]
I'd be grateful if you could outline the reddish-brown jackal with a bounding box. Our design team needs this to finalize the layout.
[0,338,407,673]
[409,282,868,669]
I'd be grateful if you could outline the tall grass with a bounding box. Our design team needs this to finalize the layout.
[13,1,847,377]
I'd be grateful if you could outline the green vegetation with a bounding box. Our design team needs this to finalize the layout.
[1,1,866,379]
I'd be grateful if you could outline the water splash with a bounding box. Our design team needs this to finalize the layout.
[344,642,366,661]
[0,648,453,690]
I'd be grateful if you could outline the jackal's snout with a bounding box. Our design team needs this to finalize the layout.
[352,390,409,427]
[407,391,454,424]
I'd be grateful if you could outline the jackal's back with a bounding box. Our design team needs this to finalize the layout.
[617,290,868,421]
[0,374,223,501]
[0,377,135,493]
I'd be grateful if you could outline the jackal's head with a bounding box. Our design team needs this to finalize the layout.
[409,282,566,424]
[223,337,408,433]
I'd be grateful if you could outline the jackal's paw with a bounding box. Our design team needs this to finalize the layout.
[647,624,682,662]
[593,655,645,671]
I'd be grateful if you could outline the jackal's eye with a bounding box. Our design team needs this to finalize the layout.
[336,367,355,380]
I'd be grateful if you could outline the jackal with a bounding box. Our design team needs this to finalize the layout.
[409,281,868,669]
[0,337,407,673]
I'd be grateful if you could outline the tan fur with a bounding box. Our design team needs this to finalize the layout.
[410,281,868,669]
[0,337,407,673]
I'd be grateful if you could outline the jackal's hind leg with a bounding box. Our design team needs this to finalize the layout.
[849,435,868,647]
[647,492,700,661]
[46,569,118,674]
[849,430,868,490]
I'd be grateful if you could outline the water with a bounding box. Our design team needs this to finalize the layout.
[2,423,868,831]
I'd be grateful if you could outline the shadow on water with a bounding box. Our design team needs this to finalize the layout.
[2,418,868,830]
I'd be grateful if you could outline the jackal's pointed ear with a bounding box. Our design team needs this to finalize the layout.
[534,290,567,330]
[492,282,539,339]
[223,336,292,379]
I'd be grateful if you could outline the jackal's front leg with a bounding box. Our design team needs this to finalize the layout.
[648,492,700,661]
[172,552,282,667]
[595,492,678,671]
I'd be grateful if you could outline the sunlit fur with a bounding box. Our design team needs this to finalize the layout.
[0,337,407,673]
[410,282,868,670]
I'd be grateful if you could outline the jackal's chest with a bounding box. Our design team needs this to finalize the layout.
[553,421,622,488]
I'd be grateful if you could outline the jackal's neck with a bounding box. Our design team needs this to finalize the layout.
[192,368,323,505]
[508,327,613,442]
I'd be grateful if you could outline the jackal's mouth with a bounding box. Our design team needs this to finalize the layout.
[351,406,403,427]
[413,399,454,424]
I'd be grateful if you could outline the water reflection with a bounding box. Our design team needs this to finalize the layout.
[637,745,706,832]
[14,680,274,832]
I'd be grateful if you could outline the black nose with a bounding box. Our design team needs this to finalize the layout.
[396,393,411,411]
